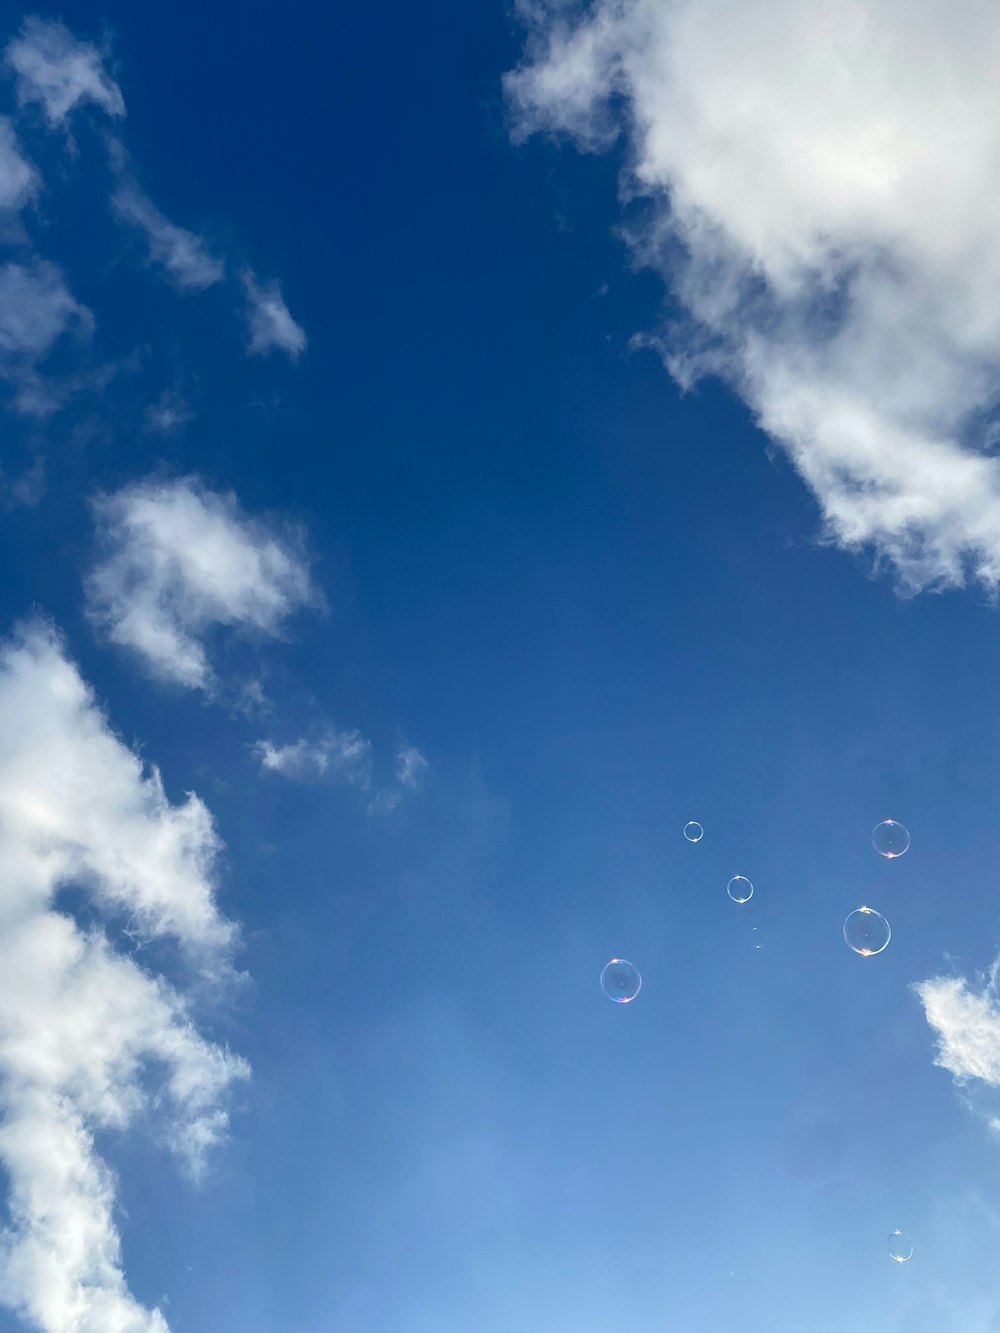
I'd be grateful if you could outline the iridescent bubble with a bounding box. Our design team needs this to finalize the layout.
[843,906,891,957]
[683,821,704,843]
[872,819,910,858]
[887,1230,913,1263]
[600,958,641,1003]
[727,875,753,904]
[749,928,766,950]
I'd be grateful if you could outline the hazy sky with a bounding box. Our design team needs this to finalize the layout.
[1,3,1000,1331]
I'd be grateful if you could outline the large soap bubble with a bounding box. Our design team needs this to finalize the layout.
[887,1230,913,1263]
[600,958,642,1003]
[872,819,910,858]
[843,906,891,957]
[727,875,753,904]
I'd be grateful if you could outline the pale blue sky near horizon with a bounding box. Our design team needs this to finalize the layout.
[1,3,1000,1332]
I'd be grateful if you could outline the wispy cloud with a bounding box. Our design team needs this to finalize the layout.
[507,0,1000,595]
[243,270,307,360]
[0,620,247,1332]
[0,259,93,413]
[111,183,225,291]
[85,476,322,691]
[254,732,428,812]
[253,730,373,784]
[368,743,430,813]
[395,743,429,790]
[0,259,91,357]
[0,17,307,429]
[0,116,37,211]
[145,387,194,433]
[5,17,124,126]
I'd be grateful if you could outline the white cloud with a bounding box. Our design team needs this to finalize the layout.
[916,975,1000,1088]
[368,743,429,813]
[0,260,91,358]
[243,271,307,360]
[253,730,373,784]
[0,117,38,212]
[145,389,194,433]
[507,0,1000,594]
[85,476,322,691]
[6,17,125,126]
[395,744,428,789]
[0,261,93,414]
[0,620,247,1332]
[112,184,224,292]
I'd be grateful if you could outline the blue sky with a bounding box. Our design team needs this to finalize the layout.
[2,2,1000,1331]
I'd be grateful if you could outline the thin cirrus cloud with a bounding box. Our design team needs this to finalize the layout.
[0,619,247,1333]
[0,258,93,414]
[252,734,429,808]
[0,14,306,408]
[507,0,1000,597]
[254,730,374,784]
[0,115,37,211]
[85,475,323,692]
[111,182,225,292]
[395,743,429,790]
[5,15,125,125]
[0,258,91,357]
[243,270,308,359]
[367,743,431,813]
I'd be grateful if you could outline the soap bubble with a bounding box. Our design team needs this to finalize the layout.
[887,1230,913,1263]
[843,907,891,957]
[683,821,704,843]
[727,875,753,904]
[601,958,641,1003]
[872,819,910,858]
[749,928,766,950]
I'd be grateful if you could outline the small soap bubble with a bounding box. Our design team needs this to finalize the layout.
[749,928,766,949]
[843,906,891,956]
[683,821,704,843]
[727,875,753,904]
[600,958,641,1003]
[872,819,910,858]
[887,1230,913,1263]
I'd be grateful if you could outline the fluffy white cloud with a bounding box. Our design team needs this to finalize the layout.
[6,17,125,125]
[254,730,373,784]
[111,184,225,292]
[85,476,321,691]
[508,0,1000,594]
[0,620,247,1332]
[0,117,38,211]
[243,271,307,360]
[916,975,1000,1088]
